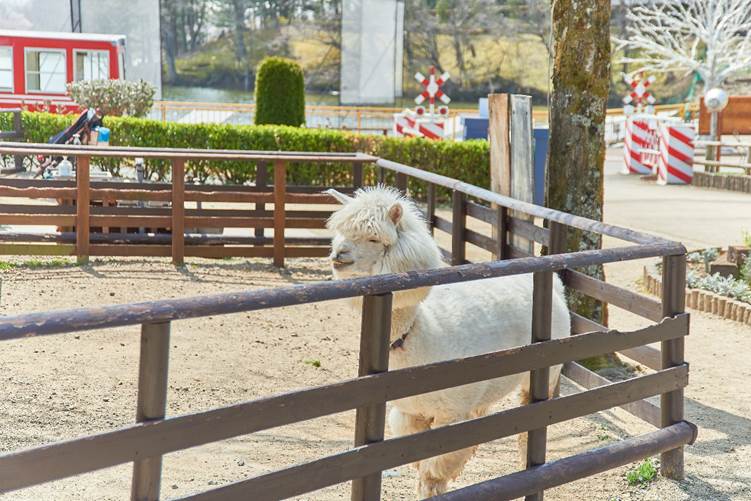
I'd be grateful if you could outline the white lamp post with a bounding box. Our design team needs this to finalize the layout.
[704,88,729,166]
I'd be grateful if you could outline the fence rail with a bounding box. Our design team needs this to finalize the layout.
[0,143,691,500]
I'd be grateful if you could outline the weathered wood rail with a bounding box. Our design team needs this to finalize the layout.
[0,143,693,500]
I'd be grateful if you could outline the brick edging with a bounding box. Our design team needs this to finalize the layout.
[692,171,751,194]
[643,264,751,324]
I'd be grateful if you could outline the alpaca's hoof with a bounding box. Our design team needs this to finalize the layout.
[418,478,448,498]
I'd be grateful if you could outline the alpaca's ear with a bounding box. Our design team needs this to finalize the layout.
[388,203,403,225]
[324,189,353,205]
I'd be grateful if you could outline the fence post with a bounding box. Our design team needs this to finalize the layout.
[273,160,286,267]
[12,110,23,171]
[396,172,408,194]
[660,253,687,479]
[351,293,392,501]
[523,221,565,501]
[352,163,363,189]
[426,183,436,235]
[131,321,171,501]
[495,206,508,260]
[255,162,268,244]
[76,155,90,265]
[451,190,466,265]
[171,159,185,266]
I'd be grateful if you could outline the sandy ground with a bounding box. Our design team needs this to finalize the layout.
[0,147,750,500]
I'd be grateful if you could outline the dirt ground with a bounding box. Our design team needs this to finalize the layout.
[0,251,748,500]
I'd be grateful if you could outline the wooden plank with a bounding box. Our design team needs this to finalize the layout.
[89,245,172,257]
[569,313,659,370]
[434,215,452,235]
[0,204,76,215]
[432,422,697,501]
[466,201,496,225]
[0,318,688,494]
[0,214,76,225]
[510,95,535,255]
[508,217,550,246]
[181,367,688,501]
[89,216,172,228]
[451,191,466,266]
[131,322,171,501]
[660,254,687,479]
[76,156,90,264]
[0,186,77,199]
[284,247,331,258]
[562,361,660,427]
[561,269,663,321]
[351,294,392,501]
[0,177,342,193]
[0,232,330,247]
[464,229,496,253]
[273,160,286,267]
[489,93,511,197]
[0,246,687,340]
[0,243,76,256]
[184,246,274,258]
[620,345,661,371]
[171,159,185,266]
[0,142,378,162]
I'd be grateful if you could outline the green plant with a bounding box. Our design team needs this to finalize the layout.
[1,111,489,199]
[687,270,751,303]
[304,359,321,368]
[743,231,751,247]
[626,458,658,486]
[254,57,305,126]
[67,79,156,117]
[687,248,719,273]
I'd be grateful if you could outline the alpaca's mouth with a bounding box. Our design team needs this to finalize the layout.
[332,259,354,269]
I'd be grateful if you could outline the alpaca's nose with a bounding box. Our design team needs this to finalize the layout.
[332,250,354,266]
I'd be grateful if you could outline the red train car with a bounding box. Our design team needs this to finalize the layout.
[0,29,125,113]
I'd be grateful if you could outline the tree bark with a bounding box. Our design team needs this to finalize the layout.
[547,0,611,326]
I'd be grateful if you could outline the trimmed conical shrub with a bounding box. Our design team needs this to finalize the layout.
[254,57,305,126]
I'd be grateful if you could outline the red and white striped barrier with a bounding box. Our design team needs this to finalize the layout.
[623,118,658,175]
[393,111,445,140]
[657,124,695,185]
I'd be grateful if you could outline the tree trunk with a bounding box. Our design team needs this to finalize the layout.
[231,0,251,91]
[162,0,179,83]
[547,0,611,329]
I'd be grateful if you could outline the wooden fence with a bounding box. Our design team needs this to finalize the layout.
[0,143,694,500]
[0,142,376,267]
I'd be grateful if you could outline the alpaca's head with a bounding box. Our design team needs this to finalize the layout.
[326,186,445,309]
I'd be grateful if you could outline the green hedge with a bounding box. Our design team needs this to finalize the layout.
[0,111,490,198]
[254,57,306,127]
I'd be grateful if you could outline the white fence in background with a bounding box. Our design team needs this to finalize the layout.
[147,101,696,141]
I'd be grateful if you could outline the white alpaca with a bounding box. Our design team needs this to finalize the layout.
[326,186,570,498]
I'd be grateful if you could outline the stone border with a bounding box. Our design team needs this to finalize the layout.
[643,263,751,325]
[692,171,751,194]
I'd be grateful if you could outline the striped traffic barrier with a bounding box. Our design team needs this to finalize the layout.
[657,124,695,185]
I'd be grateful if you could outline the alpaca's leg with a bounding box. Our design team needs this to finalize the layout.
[517,368,562,468]
[416,411,485,498]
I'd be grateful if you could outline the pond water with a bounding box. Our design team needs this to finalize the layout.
[162,85,341,105]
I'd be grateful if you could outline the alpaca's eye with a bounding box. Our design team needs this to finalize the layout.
[368,238,379,244]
